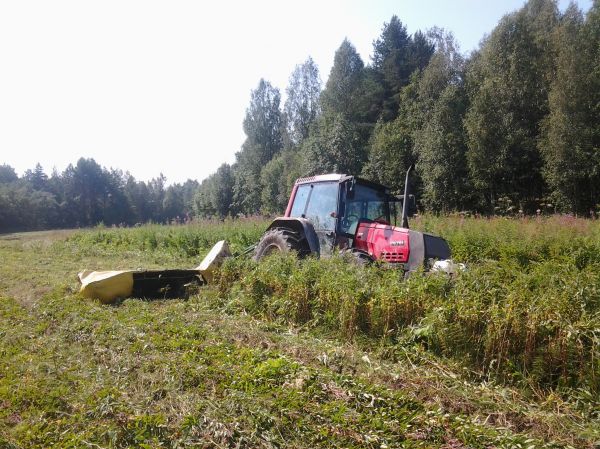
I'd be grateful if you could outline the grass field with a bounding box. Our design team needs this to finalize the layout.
[0,217,599,448]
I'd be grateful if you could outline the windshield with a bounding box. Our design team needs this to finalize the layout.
[339,182,390,235]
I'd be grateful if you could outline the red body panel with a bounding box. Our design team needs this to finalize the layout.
[353,222,410,263]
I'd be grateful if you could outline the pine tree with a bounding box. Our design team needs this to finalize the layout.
[24,163,48,191]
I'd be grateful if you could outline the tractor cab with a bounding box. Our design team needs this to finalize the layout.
[284,174,414,254]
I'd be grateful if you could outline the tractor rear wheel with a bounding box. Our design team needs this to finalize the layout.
[253,228,308,261]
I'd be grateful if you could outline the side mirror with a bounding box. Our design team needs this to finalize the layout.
[393,194,417,218]
[344,179,355,199]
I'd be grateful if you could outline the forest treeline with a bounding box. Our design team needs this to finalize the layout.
[0,161,199,231]
[1,0,599,232]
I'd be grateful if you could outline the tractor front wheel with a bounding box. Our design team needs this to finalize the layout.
[253,228,307,261]
[342,248,373,266]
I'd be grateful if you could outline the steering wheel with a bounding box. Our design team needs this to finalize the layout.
[341,214,359,230]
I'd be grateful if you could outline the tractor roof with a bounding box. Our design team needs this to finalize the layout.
[294,173,347,184]
[295,173,390,193]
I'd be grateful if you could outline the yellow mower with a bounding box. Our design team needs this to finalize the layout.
[78,240,231,303]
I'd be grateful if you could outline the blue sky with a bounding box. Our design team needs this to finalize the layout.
[0,0,593,184]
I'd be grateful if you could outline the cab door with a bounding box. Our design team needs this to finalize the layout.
[288,182,339,255]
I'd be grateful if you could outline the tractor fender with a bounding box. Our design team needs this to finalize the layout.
[265,217,320,256]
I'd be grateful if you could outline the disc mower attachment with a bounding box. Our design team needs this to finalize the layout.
[78,270,135,304]
[78,269,203,304]
[195,240,231,283]
[78,240,231,303]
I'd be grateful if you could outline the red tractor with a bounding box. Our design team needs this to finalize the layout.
[78,168,454,303]
[254,166,452,274]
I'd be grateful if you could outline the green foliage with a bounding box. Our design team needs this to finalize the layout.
[465,0,559,212]
[283,57,322,146]
[303,113,368,175]
[0,157,205,232]
[23,163,48,191]
[416,84,470,211]
[259,150,304,215]
[233,79,283,215]
[242,79,283,162]
[413,31,471,211]
[361,119,411,193]
[320,39,365,120]
[363,30,470,211]
[316,1,597,216]
[194,164,234,218]
[0,164,18,183]
[361,80,419,193]
[0,183,60,231]
[371,16,434,121]
[539,3,600,214]
[303,39,375,178]
[301,38,374,176]
[65,219,268,257]
[1,219,599,447]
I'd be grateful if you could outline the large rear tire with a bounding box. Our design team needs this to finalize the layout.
[253,228,308,261]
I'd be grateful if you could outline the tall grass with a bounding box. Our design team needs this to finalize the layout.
[4,216,599,447]
[216,256,600,394]
[65,218,268,257]
[64,216,600,395]
[213,216,600,396]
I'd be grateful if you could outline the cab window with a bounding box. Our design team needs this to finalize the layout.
[289,185,310,217]
[340,183,390,235]
[289,182,338,231]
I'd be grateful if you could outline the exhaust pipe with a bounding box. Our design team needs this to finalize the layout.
[401,165,414,229]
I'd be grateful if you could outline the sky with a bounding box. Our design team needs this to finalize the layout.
[0,0,593,185]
